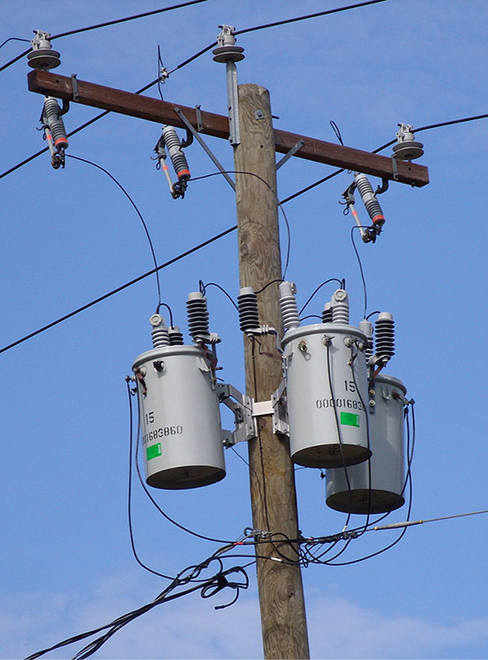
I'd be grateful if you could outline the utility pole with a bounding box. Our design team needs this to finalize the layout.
[27,68,429,660]
[233,83,309,659]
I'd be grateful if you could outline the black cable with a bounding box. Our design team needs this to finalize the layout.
[280,168,345,205]
[350,226,368,319]
[283,111,488,205]
[0,0,213,73]
[234,0,390,36]
[192,171,292,278]
[298,278,343,316]
[66,154,162,308]
[126,380,174,580]
[25,552,249,660]
[0,78,159,181]
[133,390,235,545]
[0,224,237,356]
[372,113,488,154]
[254,279,283,295]
[200,281,239,312]
[53,0,213,40]
[0,37,30,50]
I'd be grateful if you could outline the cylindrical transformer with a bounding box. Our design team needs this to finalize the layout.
[282,324,371,468]
[326,373,406,514]
[132,344,225,489]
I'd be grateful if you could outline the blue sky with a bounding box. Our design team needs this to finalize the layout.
[1,1,488,658]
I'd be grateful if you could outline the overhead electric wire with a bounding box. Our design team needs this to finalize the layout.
[66,154,162,308]
[0,77,160,181]
[2,0,393,179]
[0,0,213,73]
[282,111,488,205]
[0,37,30,50]
[234,0,390,36]
[24,550,250,660]
[0,224,237,356]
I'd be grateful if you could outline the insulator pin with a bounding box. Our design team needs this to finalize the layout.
[279,281,300,331]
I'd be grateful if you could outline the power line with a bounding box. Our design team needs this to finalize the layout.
[0,78,159,181]
[1,0,395,178]
[235,0,390,36]
[0,0,213,73]
[51,0,213,40]
[371,507,488,531]
[372,113,488,154]
[281,111,488,204]
[0,224,237,356]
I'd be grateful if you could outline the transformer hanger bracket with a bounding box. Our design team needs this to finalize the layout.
[218,380,289,446]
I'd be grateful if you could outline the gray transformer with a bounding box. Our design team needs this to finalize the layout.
[282,323,371,468]
[326,373,406,514]
[132,344,225,489]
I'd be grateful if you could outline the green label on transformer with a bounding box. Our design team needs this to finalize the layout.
[147,443,162,460]
[340,412,360,427]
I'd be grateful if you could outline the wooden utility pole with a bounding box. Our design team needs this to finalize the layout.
[233,84,309,659]
[27,69,429,660]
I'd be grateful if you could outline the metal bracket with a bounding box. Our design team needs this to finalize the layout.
[276,139,305,170]
[217,380,289,445]
[391,155,399,181]
[71,73,79,101]
[226,60,240,146]
[270,379,289,436]
[173,106,236,191]
[217,383,255,446]
[195,104,204,132]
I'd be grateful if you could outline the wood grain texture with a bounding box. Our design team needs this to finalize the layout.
[234,84,310,660]
[28,70,429,187]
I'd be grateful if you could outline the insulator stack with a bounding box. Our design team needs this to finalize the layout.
[359,319,374,364]
[279,281,300,331]
[375,312,395,363]
[150,314,170,348]
[162,126,190,183]
[168,326,184,345]
[238,287,260,333]
[332,289,349,324]
[322,301,333,324]
[43,97,68,150]
[187,292,210,342]
[354,173,385,227]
